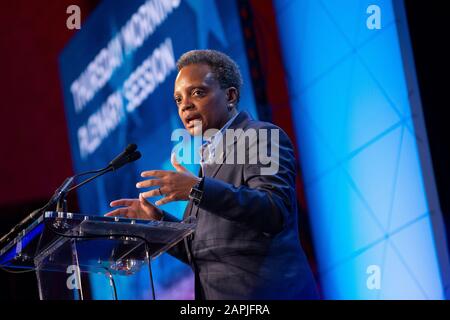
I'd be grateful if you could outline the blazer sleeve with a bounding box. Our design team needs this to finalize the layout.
[198,125,297,235]
[160,206,193,266]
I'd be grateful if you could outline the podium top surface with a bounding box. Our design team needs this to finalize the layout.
[0,211,196,274]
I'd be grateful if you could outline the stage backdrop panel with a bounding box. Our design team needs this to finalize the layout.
[273,0,450,299]
[59,0,257,299]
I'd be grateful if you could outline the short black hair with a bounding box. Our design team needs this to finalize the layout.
[176,50,243,102]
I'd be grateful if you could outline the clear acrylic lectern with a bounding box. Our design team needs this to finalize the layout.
[0,211,196,300]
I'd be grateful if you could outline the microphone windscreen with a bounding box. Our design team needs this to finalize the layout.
[129,151,141,162]
[125,143,138,153]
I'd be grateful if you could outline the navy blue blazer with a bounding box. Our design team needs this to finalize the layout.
[164,111,319,300]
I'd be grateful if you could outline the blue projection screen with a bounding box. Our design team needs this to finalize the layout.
[59,0,257,299]
[273,0,450,299]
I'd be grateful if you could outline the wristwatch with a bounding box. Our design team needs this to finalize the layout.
[189,177,204,205]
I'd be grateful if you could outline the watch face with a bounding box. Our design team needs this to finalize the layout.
[189,188,203,203]
[191,189,201,198]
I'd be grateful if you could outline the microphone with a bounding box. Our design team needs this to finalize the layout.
[0,143,142,246]
[108,144,137,168]
[108,144,141,171]
[49,177,74,205]
[69,146,141,191]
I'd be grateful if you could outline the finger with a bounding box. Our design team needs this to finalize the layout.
[139,193,152,205]
[136,179,162,189]
[155,195,175,206]
[110,199,136,207]
[141,170,168,178]
[141,189,163,198]
[104,208,129,217]
[171,153,187,173]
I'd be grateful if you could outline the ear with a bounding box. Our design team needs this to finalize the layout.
[226,87,238,105]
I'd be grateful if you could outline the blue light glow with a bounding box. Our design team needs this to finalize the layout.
[273,0,446,299]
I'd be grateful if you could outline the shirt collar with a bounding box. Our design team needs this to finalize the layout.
[204,112,240,144]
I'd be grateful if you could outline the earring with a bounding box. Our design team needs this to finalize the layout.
[228,103,234,111]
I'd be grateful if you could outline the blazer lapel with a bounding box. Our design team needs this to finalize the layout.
[191,112,251,219]
[206,111,251,179]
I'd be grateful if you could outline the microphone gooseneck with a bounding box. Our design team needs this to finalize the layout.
[0,144,141,246]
